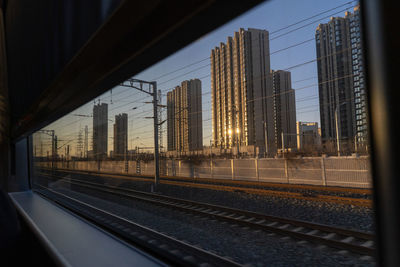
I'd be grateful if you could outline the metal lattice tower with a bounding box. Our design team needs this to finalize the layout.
[76,128,83,158]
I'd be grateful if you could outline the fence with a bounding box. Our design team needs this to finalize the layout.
[37,156,372,188]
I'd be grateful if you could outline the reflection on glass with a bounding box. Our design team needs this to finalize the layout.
[32,1,375,265]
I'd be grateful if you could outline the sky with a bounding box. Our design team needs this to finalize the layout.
[34,0,359,157]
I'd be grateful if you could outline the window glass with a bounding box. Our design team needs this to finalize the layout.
[32,1,374,265]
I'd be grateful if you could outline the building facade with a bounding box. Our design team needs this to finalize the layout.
[347,6,367,144]
[167,79,203,152]
[210,28,272,155]
[113,113,128,159]
[271,70,297,152]
[92,103,108,158]
[296,122,321,151]
[315,5,366,147]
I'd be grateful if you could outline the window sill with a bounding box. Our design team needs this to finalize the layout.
[9,191,162,267]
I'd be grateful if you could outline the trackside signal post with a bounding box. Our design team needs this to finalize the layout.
[120,79,160,191]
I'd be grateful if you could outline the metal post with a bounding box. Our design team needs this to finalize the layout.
[264,121,268,157]
[231,159,234,180]
[210,140,213,178]
[119,79,161,191]
[124,142,128,173]
[51,131,55,170]
[210,140,212,160]
[354,135,358,154]
[321,157,327,186]
[153,82,160,191]
[236,132,239,158]
[281,131,285,156]
[335,107,341,156]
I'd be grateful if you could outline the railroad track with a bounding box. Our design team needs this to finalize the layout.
[34,183,241,267]
[38,168,372,207]
[39,172,376,257]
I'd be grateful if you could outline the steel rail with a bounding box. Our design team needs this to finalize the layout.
[38,172,375,256]
[33,183,241,267]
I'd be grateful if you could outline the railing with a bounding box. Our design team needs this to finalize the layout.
[36,156,372,188]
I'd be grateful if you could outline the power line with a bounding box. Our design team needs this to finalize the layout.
[149,2,357,85]
[269,1,356,34]
[40,4,359,133]
[37,3,362,152]
[44,46,356,139]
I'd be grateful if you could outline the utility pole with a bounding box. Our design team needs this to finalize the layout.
[84,125,88,159]
[120,79,160,192]
[210,139,213,160]
[158,90,163,153]
[335,107,341,156]
[124,138,128,173]
[354,135,358,154]
[230,105,240,158]
[153,82,160,189]
[264,121,269,157]
[236,129,240,158]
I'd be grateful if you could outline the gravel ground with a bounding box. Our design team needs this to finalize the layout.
[36,171,375,232]
[91,175,374,232]
[49,181,375,266]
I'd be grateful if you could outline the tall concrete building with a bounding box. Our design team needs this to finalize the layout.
[315,5,366,146]
[113,113,128,159]
[347,6,367,144]
[211,28,272,155]
[271,70,297,152]
[93,103,108,158]
[167,79,202,152]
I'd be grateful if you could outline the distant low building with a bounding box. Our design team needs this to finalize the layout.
[113,113,128,159]
[296,122,321,151]
[93,103,108,159]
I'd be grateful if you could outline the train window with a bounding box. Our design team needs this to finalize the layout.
[31,0,375,265]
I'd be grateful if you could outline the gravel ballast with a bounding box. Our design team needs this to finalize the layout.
[36,173,376,266]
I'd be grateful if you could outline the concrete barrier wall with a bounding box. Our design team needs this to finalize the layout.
[35,156,372,188]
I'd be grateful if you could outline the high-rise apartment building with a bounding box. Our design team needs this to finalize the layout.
[315,5,366,145]
[113,113,128,159]
[211,28,272,155]
[347,6,367,144]
[271,70,297,151]
[167,79,202,152]
[93,103,108,158]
